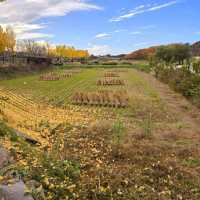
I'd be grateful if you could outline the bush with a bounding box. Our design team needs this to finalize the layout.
[102,62,118,65]
[154,62,200,107]
[132,63,152,72]
[0,120,18,141]
[121,62,132,65]
[193,59,200,74]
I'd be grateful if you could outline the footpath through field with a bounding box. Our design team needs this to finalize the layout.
[135,69,200,137]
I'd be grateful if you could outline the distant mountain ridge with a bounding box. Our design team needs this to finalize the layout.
[124,41,200,60]
[124,47,157,60]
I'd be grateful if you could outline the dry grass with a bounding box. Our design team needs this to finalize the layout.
[87,120,113,135]
[64,69,82,74]
[107,69,128,73]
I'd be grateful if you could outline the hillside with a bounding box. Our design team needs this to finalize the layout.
[125,41,200,60]
[125,47,157,60]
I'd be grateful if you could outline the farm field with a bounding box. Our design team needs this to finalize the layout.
[0,0,200,199]
[1,67,200,199]
[0,68,157,107]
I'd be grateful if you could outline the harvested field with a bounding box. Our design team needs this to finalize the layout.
[1,67,200,200]
[64,69,82,74]
[107,69,128,73]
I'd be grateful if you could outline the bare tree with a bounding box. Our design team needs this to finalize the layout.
[17,40,48,56]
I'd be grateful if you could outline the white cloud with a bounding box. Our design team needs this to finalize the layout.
[0,0,101,40]
[148,1,177,11]
[110,1,178,22]
[114,29,127,33]
[0,22,50,39]
[87,44,111,55]
[18,32,54,40]
[1,22,45,34]
[130,31,141,35]
[95,33,111,39]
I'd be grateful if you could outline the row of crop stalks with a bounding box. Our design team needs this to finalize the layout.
[71,69,129,108]
[39,69,82,81]
[97,78,125,86]
[104,72,120,77]
[0,88,42,125]
[97,71,125,86]
[39,72,72,81]
[71,90,129,108]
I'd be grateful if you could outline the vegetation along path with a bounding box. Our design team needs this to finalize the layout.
[137,69,200,136]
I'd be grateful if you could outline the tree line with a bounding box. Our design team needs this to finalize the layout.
[48,45,89,59]
[0,26,89,59]
[126,42,200,63]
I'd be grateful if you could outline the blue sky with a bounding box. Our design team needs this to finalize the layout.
[0,0,200,55]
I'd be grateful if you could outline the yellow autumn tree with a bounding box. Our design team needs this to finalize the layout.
[5,26,16,51]
[0,26,6,53]
[53,45,89,58]
[0,25,16,53]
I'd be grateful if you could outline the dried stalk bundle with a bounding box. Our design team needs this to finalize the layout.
[71,90,129,108]
[104,73,119,77]
[61,72,72,78]
[39,72,60,81]
[97,79,125,86]
[39,72,72,81]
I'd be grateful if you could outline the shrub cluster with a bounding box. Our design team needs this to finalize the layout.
[154,61,200,106]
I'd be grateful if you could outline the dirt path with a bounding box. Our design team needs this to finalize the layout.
[135,70,200,136]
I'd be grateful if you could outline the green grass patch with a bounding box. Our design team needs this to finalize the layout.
[183,158,200,167]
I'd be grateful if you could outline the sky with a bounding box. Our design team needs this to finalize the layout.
[0,0,200,55]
